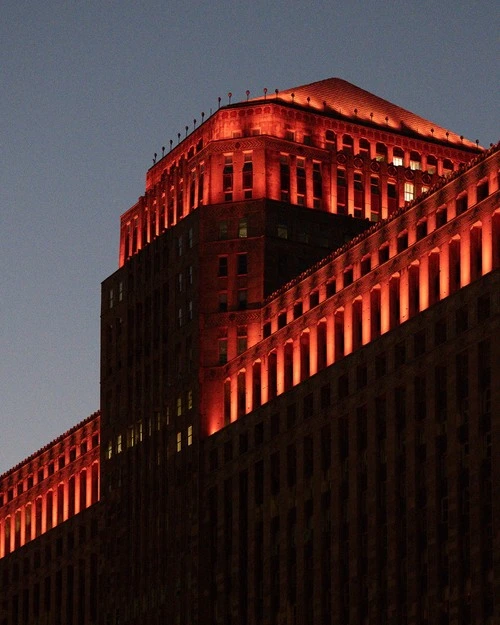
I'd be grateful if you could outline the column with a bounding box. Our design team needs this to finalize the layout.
[75,472,81,515]
[230,374,238,423]
[439,243,450,300]
[261,356,269,405]
[276,343,285,396]
[347,169,354,216]
[380,281,390,335]
[344,300,353,356]
[293,338,301,386]
[20,506,26,547]
[245,367,253,415]
[41,493,47,534]
[326,314,335,365]
[460,227,471,287]
[0,519,4,558]
[399,267,410,324]
[481,212,493,275]
[309,324,318,376]
[362,291,371,345]
[86,469,92,508]
[419,254,429,311]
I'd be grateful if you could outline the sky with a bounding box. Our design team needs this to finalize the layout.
[0,1,498,475]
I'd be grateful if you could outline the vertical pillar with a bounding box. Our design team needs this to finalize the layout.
[362,291,371,345]
[20,506,26,547]
[326,313,335,365]
[64,480,69,522]
[276,343,285,396]
[347,169,354,216]
[419,254,429,311]
[261,356,269,405]
[230,374,238,423]
[86,469,92,508]
[309,324,318,376]
[380,175,388,220]
[41,493,47,534]
[380,281,390,335]
[75,473,81,515]
[245,367,253,415]
[344,300,353,356]
[0,519,4,558]
[439,243,450,300]
[481,212,493,275]
[293,338,301,386]
[399,267,410,324]
[460,227,471,287]
[9,516,14,553]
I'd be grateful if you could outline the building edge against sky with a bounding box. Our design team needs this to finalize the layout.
[0,77,499,624]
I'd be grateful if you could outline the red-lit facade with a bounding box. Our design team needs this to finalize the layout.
[1,78,498,625]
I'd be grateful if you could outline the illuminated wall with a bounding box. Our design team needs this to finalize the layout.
[0,412,100,559]
[203,145,500,434]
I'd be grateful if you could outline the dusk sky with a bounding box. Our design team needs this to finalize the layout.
[1,1,498,475]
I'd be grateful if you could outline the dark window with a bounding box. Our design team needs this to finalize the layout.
[218,256,228,277]
[237,253,248,275]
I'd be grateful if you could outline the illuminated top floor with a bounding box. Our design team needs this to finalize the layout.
[118,78,482,267]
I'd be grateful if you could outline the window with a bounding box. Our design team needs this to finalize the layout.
[337,168,347,214]
[177,273,183,292]
[277,222,288,239]
[375,142,387,162]
[223,155,233,201]
[393,147,404,167]
[237,253,248,275]
[325,130,336,149]
[404,183,414,202]
[218,256,228,277]
[342,134,353,154]
[188,390,193,410]
[238,218,248,238]
[176,396,182,417]
[109,289,114,309]
[187,425,193,446]
[218,292,228,312]
[406,151,421,171]
[218,338,228,364]
[237,326,247,354]
[219,220,228,240]
[280,155,290,201]
[176,432,182,452]
[296,157,306,205]
[188,227,193,248]
[242,153,253,198]
[238,289,247,310]
[313,162,322,207]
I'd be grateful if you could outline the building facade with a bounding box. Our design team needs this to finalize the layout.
[1,77,498,625]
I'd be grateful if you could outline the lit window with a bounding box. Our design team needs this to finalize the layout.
[177,396,182,417]
[375,142,387,162]
[127,426,135,448]
[187,425,193,446]
[393,147,404,167]
[117,434,122,453]
[137,421,143,443]
[409,151,421,170]
[188,390,193,410]
[176,432,182,452]
[118,282,123,301]
[404,182,415,202]
[238,218,248,238]
[105,441,113,460]
[109,289,114,309]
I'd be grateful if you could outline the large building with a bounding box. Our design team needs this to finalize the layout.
[1,77,498,625]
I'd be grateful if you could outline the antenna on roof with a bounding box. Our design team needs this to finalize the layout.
[170,139,173,151]
[476,139,479,148]
[185,126,188,138]
[246,90,250,101]
[201,112,205,123]
[228,92,232,104]
[275,89,279,99]
[177,133,181,144]
[263,88,268,100]
[162,146,165,157]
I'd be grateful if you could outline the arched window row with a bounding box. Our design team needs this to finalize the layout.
[0,463,99,559]
[220,208,499,425]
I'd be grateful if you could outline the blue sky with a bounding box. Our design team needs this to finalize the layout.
[0,1,498,474]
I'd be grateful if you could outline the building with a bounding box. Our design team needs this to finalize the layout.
[1,77,498,625]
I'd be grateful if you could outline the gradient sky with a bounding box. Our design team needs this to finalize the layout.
[1,1,498,475]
